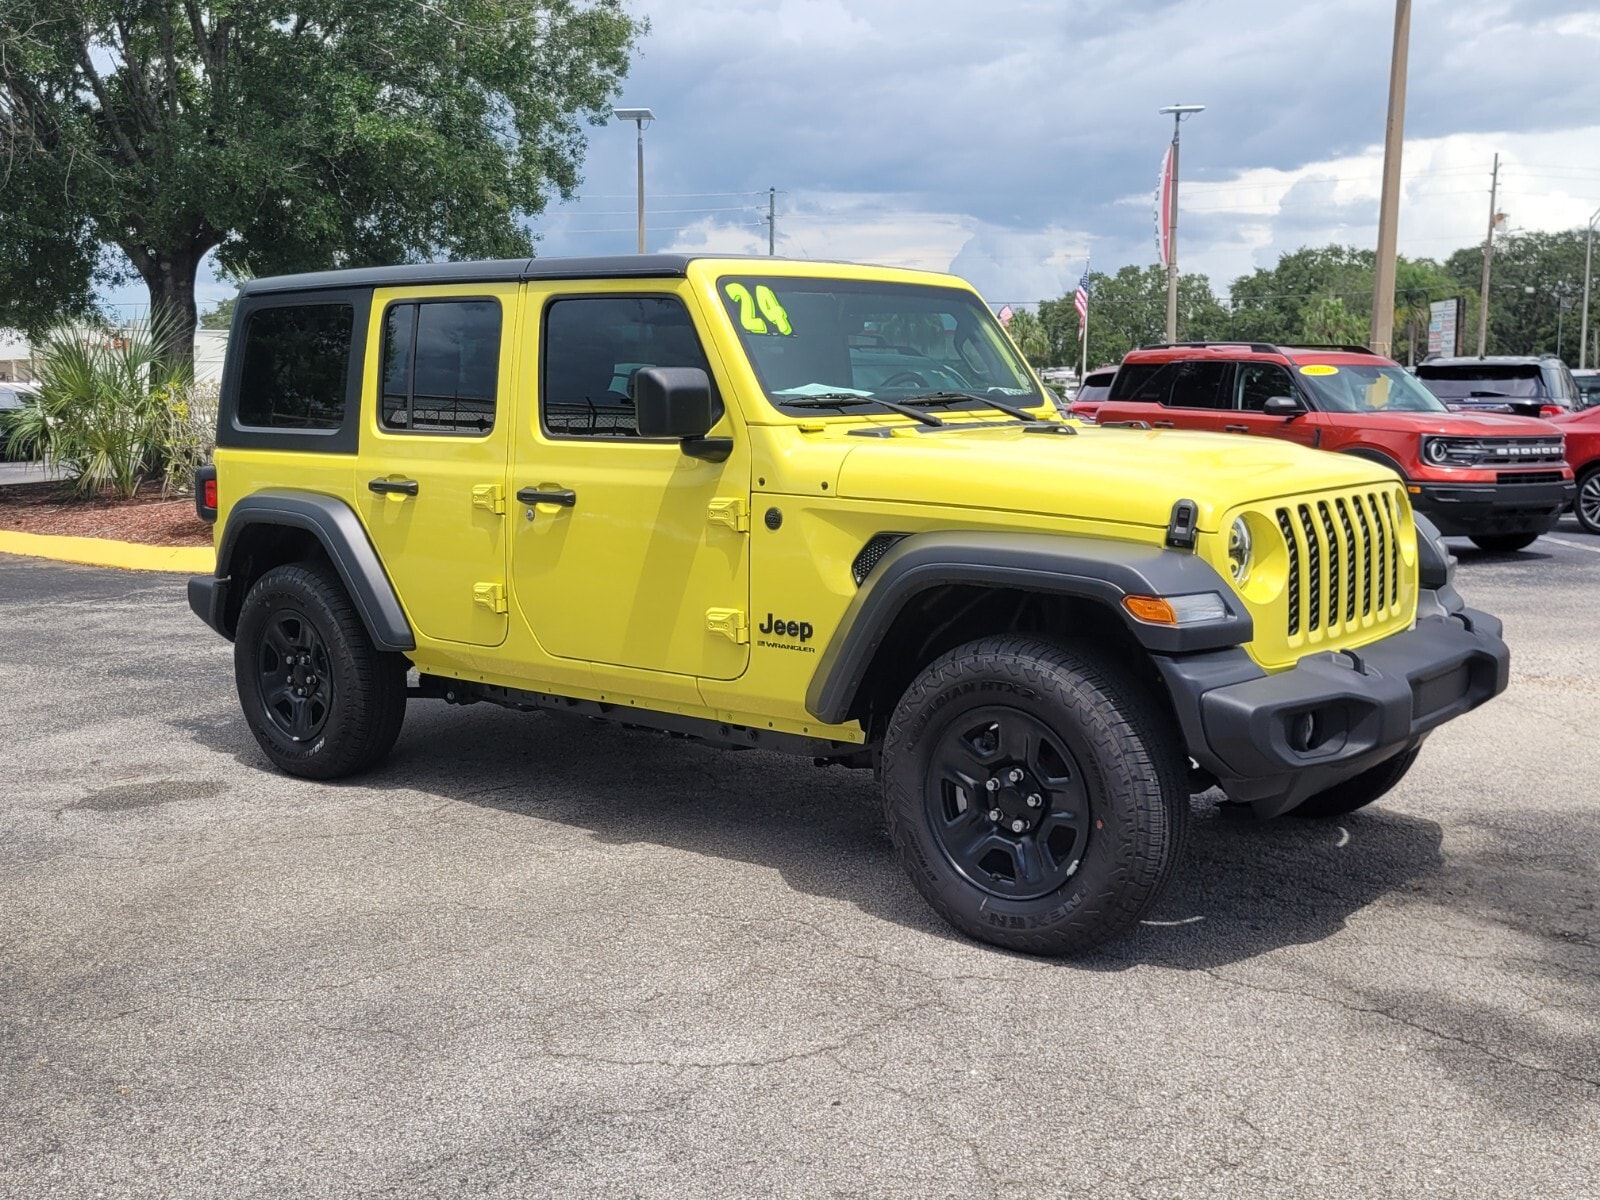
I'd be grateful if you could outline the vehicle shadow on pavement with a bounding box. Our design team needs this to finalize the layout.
[180,701,1459,972]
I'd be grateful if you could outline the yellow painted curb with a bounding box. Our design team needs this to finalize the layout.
[0,529,214,574]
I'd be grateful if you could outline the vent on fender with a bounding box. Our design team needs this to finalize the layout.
[852,533,909,585]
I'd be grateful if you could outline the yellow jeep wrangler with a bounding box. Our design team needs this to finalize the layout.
[189,255,1509,955]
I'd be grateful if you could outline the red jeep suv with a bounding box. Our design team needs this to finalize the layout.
[1094,343,1574,552]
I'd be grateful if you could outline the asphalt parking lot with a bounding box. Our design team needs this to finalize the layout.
[2,522,1597,1199]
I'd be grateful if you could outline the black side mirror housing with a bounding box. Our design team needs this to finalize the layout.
[632,366,731,461]
[1263,395,1305,418]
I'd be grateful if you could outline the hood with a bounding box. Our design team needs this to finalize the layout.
[1334,410,1561,436]
[831,423,1396,532]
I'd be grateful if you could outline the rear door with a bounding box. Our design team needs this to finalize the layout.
[1099,360,1236,433]
[354,285,517,647]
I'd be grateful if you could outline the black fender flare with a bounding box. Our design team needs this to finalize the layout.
[804,530,1251,724]
[214,490,415,652]
[1339,446,1410,481]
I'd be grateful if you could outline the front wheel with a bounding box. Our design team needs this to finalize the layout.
[1575,466,1600,536]
[881,636,1188,956]
[1469,532,1540,553]
[234,562,407,779]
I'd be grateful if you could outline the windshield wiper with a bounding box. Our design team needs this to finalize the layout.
[781,394,945,426]
[898,390,1048,423]
[1466,390,1514,398]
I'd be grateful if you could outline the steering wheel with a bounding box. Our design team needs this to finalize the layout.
[878,370,929,390]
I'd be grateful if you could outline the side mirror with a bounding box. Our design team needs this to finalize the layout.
[1262,395,1305,418]
[632,366,731,461]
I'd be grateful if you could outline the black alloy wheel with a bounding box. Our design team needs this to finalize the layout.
[1577,466,1600,536]
[925,707,1089,901]
[255,609,334,743]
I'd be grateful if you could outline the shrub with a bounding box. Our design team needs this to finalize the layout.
[3,319,199,499]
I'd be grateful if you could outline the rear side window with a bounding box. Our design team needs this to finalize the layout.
[541,295,719,438]
[1108,362,1162,401]
[1115,360,1232,409]
[236,304,355,429]
[380,300,502,434]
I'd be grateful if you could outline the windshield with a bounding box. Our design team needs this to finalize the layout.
[716,276,1047,416]
[1300,363,1449,413]
[1416,364,1540,399]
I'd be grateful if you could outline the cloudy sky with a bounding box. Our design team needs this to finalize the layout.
[153,0,1600,317]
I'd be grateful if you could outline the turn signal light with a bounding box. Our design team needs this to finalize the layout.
[1124,596,1177,624]
[1122,593,1230,626]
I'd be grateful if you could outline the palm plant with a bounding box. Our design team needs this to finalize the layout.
[4,315,192,498]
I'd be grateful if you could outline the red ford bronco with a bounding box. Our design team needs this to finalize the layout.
[1094,342,1574,553]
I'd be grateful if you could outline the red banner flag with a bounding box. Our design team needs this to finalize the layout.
[1155,146,1173,268]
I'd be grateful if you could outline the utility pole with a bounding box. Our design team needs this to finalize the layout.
[1581,204,1599,369]
[1159,104,1205,343]
[1369,0,1411,358]
[611,107,655,254]
[1475,153,1500,357]
[767,187,776,256]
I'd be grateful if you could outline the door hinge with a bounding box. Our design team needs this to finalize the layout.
[473,582,508,614]
[472,483,507,515]
[707,497,749,533]
[706,607,748,644]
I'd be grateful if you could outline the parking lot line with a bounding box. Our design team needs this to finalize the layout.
[1539,536,1600,555]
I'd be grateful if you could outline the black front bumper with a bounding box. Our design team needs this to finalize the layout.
[1413,479,1574,537]
[1155,597,1509,817]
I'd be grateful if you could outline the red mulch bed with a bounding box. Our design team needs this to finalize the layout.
[0,480,213,546]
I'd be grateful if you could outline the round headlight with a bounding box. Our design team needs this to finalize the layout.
[1423,437,1449,465]
[1228,516,1252,584]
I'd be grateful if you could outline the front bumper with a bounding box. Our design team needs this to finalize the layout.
[1155,595,1509,817]
[1413,479,1574,537]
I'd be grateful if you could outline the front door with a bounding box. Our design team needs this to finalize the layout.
[355,285,516,647]
[508,285,751,681]
[1226,361,1323,447]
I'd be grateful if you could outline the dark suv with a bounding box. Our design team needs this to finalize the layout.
[1094,342,1573,552]
[1416,355,1579,418]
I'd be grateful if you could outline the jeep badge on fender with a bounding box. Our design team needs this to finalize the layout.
[188,254,1510,957]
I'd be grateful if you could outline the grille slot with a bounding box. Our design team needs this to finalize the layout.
[1497,470,1565,485]
[1336,499,1357,623]
[1278,509,1300,636]
[1298,505,1322,631]
[1319,501,1340,633]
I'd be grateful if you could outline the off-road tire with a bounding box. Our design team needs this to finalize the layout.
[1288,746,1421,819]
[1575,465,1600,536]
[1469,532,1539,553]
[881,636,1188,956]
[234,562,407,780]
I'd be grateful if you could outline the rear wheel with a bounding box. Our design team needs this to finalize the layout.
[1575,466,1600,536]
[1289,747,1421,819]
[234,562,407,779]
[1469,532,1539,553]
[881,636,1188,956]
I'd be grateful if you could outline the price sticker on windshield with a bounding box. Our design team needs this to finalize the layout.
[724,283,793,336]
[1300,364,1339,376]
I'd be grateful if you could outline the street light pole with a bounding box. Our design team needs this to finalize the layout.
[1581,204,1599,369]
[1369,0,1411,357]
[611,107,656,254]
[1159,104,1204,344]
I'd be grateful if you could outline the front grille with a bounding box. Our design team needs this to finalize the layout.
[1273,487,1406,642]
[1496,470,1565,485]
[1428,436,1565,468]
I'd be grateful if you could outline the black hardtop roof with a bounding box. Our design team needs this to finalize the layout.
[237,253,917,295]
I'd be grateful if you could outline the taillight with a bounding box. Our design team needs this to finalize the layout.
[195,465,218,523]
[1539,405,1561,417]
[204,477,218,509]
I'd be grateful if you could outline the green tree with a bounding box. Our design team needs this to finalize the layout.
[1444,230,1594,360]
[1300,295,1368,346]
[0,1,642,361]
[199,295,236,331]
[1038,266,1227,374]
[1392,257,1460,365]
[1227,246,1375,344]
[1003,309,1050,365]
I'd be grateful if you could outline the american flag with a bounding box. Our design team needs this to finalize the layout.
[1073,270,1090,338]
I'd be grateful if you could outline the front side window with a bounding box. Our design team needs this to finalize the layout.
[1303,364,1448,413]
[237,304,354,429]
[1236,363,1299,411]
[717,276,1046,418]
[541,295,718,438]
[380,299,501,434]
